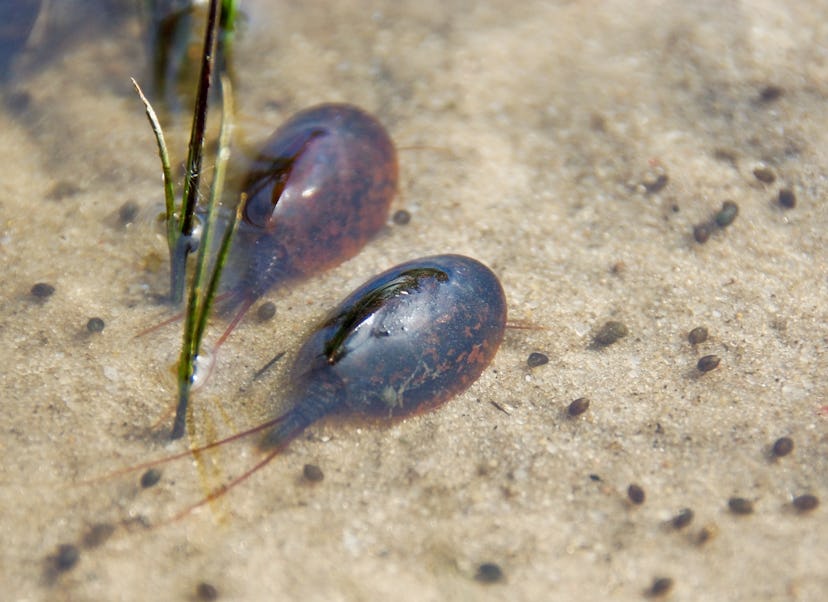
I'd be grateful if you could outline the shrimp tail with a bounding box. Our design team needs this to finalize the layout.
[259,372,344,450]
[258,410,312,450]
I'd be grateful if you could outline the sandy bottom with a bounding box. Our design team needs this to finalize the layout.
[1,1,826,600]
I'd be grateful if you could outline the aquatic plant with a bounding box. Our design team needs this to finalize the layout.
[134,0,239,439]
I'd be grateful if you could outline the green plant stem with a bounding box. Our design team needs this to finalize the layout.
[171,0,223,304]
[219,0,239,76]
[131,78,177,251]
[171,74,238,440]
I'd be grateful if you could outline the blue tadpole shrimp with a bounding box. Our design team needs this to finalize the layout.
[129,254,506,521]
[260,253,507,447]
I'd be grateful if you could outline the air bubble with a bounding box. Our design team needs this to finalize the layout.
[190,352,215,391]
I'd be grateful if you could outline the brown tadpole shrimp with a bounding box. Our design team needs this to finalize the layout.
[214,102,398,347]
[118,254,507,523]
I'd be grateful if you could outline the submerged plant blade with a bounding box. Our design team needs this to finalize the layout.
[171,0,223,304]
[217,0,239,83]
[131,78,177,252]
[144,0,239,117]
[178,0,221,238]
[171,73,237,440]
[193,75,238,352]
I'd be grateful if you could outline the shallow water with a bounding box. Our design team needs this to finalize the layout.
[2,2,828,601]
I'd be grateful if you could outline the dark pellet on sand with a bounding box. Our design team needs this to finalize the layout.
[759,85,783,102]
[31,282,55,299]
[693,223,711,243]
[475,562,504,584]
[82,523,115,548]
[590,113,607,131]
[86,317,105,333]
[792,494,819,512]
[670,508,694,529]
[778,188,796,208]
[647,577,674,597]
[772,436,794,458]
[714,201,739,228]
[687,326,708,345]
[303,464,324,482]
[140,468,162,488]
[728,497,754,515]
[392,209,412,225]
[644,174,669,194]
[713,148,738,163]
[753,166,776,183]
[118,201,140,224]
[196,581,220,600]
[693,222,713,243]
[697,355,720,373]
[567,397,590,417]
[526,352,549,368]
[53,544,80,572]
[256,301,277,322]
[47,181,81,201]
[628,484,646,505]
[695,524,718,545]
[593,321,628,346]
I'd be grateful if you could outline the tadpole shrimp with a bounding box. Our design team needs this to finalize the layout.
[140,103,397,436]
[215,102,398,347]
[119,254,507,522]
[142,103,396,348]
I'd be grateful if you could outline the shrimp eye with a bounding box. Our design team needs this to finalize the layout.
[241,170,289,229]
[241,128,327,230]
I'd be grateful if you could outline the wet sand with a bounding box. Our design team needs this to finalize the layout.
[1,1,826,600]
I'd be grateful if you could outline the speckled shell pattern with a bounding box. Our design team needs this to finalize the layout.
[229,103,397,301]
[290,254,507,420]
